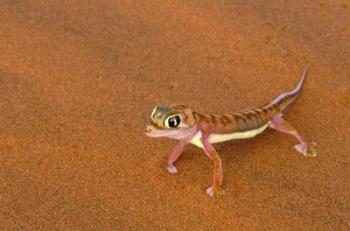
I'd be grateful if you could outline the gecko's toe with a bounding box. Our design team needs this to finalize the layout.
[294,142,317,157]
[167,164,178,174]
[206,186,225,197]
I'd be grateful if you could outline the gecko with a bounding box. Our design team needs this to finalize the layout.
[145,66,317,197]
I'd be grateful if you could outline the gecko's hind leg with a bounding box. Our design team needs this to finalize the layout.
[269,114,317,157]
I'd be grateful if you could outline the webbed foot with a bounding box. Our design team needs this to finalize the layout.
[206,186,225,197]
[294,142,317,157]
[166,164,178,174]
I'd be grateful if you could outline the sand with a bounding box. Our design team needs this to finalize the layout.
[0,1,349,230]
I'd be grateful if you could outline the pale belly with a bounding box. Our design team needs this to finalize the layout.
[189,123,270,148]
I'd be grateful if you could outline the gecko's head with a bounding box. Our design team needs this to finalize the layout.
[145,104,198,139]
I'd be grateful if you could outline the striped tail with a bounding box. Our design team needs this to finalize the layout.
[265,65,308,112]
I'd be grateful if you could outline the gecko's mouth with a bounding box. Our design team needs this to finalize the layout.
[145,125,183,138]
[145,125,167,137]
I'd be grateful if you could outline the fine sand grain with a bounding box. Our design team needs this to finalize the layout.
[0,1,349,230]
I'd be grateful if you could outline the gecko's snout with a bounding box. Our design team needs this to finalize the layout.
[145,125,159,137]
[145,125,153,133]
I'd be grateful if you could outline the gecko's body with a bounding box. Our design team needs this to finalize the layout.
[189,123,270,148]
[145,66,317,197]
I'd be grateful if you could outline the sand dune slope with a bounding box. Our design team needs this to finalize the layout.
[0,1,349,230]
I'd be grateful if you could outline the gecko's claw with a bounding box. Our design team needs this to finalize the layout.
[167,164,178,174]
[206,186,225,197]
[294,141,317,157]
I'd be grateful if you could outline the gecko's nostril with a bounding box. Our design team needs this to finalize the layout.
[145,126,152,133]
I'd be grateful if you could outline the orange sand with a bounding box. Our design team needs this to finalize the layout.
[0,1,349,230]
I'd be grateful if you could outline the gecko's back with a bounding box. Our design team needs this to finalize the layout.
[190,66,308,147]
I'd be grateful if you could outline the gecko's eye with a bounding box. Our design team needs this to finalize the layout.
[165,115,181,128]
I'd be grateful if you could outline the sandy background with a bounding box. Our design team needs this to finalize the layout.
[0,0,349,230]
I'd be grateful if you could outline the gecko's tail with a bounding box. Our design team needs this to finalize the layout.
[265,65,309,112]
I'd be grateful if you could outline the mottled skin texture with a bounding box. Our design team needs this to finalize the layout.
[145,67,317,197]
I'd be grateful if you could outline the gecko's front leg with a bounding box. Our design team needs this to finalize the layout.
[167,140,187,174]
[201,134,224,197]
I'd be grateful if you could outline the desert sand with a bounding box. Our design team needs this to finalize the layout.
[0,1,349,230]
